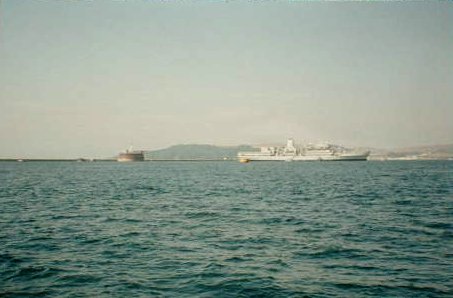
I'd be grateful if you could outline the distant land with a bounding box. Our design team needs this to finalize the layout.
[366,144,453,160]
[145,143,453,161]
[146,144,255,160]
[1,144,452,161]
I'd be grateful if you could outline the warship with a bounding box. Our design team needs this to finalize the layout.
[238,139,369,162]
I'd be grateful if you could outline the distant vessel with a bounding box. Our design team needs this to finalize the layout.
[77,158,93,162]
[238,139,369,162]
[117,147,145,162]
[239,157,250,163]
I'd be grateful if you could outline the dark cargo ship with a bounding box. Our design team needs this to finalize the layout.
[117,149,145,162]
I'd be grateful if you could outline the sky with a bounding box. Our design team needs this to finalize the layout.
[0,1,452,158]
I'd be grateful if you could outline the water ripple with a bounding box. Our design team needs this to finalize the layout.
[1,161,452,297]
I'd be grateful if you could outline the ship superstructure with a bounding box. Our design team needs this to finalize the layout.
[117,146,145,162]
[238,139,369,162]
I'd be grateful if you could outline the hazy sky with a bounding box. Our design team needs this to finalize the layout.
[1,1,452,158]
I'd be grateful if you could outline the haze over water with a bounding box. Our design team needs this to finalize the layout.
[1,161,452,297]
[1,1,453,159]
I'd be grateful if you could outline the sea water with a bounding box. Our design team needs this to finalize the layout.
[1,161,452,297]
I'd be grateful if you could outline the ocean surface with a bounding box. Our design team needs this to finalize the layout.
[1,161,452,297]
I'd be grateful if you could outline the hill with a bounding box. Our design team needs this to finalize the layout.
[147,144,256,160]
[385,144,453,159]
[146,143,453,161]
[368,144,453,160]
